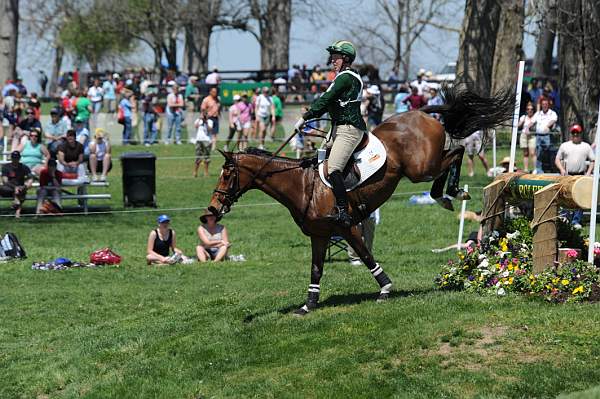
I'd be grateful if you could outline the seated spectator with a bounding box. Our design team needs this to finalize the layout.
[1,151,33,218]
[193,111,212,178]
[74,116,90,158]
[555,124,595,229]
[196,210,229,262]
[14,107,42,148]
[57,129,86,181]
[45,108,68,155]
[89,129,112,182]
[394,85,410,114]
[146,214,182,265]
[17,127,49,175]
[36,159,62,215]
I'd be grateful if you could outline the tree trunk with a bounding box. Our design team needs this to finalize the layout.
[557,0,600,136]
[532,0,557,78]
[402,0,410,80]
[491,0,525,94]
[184,24,211,75]
[456,0,502,96]
[0,0,19,84]
[394,0,402,74]
[183,27,196,73]
[259,0,291,70]
[49,44,64,96]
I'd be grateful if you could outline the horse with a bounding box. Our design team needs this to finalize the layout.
[207,84,514,316]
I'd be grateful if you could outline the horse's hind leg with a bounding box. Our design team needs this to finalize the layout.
[431,147,469,211]
[342,226,392,302]
[294,235,328,316]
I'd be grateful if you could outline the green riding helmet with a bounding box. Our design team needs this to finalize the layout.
[326,40,356,63]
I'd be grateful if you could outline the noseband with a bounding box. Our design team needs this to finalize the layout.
[212,157,241,214]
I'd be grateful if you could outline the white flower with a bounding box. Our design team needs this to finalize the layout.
[507,231,520,240]
[481,270,491,276]
[501,271,510,278]
[450,267,457,273]
[495,281,502,288]
[478,259,489,269]
[464,281,471,288]
[478,254,487,260]
[497,287,506,296]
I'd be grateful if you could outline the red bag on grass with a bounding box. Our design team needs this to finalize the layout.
[90,248,122,265]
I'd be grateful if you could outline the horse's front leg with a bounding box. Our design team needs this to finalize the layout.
[294,235,328,316]
[342,226,392,302]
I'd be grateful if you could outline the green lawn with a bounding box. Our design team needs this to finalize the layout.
[2,143,600,398]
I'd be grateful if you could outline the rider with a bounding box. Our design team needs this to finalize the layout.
[294,40,365,227]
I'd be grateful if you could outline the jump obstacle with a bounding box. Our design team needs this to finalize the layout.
[482,172,597,272]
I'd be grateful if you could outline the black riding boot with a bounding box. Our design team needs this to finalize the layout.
[445,160,471,201]
[327,170,354,228]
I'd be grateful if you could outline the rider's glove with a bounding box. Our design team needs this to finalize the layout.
[294,117,305,132]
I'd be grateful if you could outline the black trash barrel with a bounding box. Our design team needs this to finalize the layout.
[120,152,157,207]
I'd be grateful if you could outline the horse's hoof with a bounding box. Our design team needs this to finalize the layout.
[376,293,389,303]
[293,304,310,316]
[435,197,454,211]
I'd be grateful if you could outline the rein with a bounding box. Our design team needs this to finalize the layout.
[214,118,328,210]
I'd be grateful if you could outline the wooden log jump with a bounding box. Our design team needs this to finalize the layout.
[482,172,596,272]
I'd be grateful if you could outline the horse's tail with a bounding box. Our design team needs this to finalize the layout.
[421,82,515,139]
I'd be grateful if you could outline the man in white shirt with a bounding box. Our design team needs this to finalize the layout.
[205,67,221,86]
[410,70,429,96]
[554,124,594,229]
[255,86,275,150]
[533,98,558,172]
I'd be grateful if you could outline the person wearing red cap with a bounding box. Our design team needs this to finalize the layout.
[555,124,595,229]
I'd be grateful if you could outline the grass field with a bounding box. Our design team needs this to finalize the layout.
[3,142,600,398]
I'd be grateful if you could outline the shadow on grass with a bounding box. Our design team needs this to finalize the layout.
[243,287,437,323]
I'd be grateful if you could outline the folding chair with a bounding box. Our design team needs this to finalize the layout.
[326,235,347,262]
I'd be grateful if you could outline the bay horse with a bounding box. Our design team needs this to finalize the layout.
[207,84,513,315]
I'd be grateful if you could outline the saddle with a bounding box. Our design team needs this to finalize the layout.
[322,133,370,189]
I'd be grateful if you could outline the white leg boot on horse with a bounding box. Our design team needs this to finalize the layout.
[294,236,328,316]
[343,225,392,302]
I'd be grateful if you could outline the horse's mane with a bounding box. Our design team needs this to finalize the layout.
[241,147,301,163]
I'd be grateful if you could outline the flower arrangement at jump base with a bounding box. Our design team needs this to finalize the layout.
[435,218,600,303]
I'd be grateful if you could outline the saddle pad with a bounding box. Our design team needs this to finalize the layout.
[319,132,387,192]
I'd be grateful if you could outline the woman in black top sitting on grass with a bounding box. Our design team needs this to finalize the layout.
[146,214,182,265]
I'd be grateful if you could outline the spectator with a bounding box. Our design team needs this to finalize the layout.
[226,95,241,152]
[518,103,537,172]
[192,111,213,178]
[201,87,221,150]
[57,129,86,181]
[237,94,252,151]
[529,78,542,105]
[255,86,275,150]
[14,108,42,148]
[310,65,325,82]
[271,87,284,141]
[387,67,400,91]
[36,158,62,215]
[394,84,410,114]
[555,124,595,229]
[536,83,555,112]
[89,129,112,182]
[402,86,426,110]
[146,214,183,265]
[410,69,429,96]
[1,151,33,218]
[533,98,558,173]
[205,67,221,86]
[427,87,443,120]
[2,80,18,97]
[17,127,49,175]
[45,108,68,156]
[75,89,92,129]
[293,106,314,158]
[87,79,103,114]
[74,116,90,158]
[196,210,229,262]
[119,89,133,145]
[28,93,41,120]
[15,77,27,96]
[348,209,380,266]
[463,130,490,177]
[366,85,384,128]
[38,70,48,96]
[141,92,158,146]
[165,83,184,145]
[184,75,200,130]
[102,74,117,113]
[519,83,532,116]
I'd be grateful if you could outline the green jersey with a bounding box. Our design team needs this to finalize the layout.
[303,69,365,130]
[272,95,283,118]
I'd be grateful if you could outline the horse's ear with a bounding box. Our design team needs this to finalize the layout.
[217,149,231,160]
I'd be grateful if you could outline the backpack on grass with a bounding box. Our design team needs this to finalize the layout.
[0,232,26,259]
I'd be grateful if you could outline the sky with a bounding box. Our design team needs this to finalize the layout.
[16,0,538,92]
